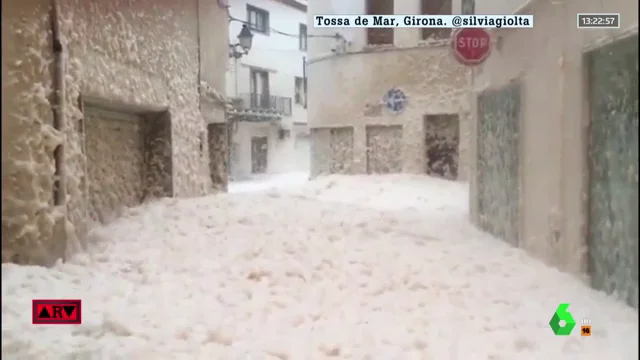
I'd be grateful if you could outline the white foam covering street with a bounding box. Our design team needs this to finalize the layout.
[2,174,637,359]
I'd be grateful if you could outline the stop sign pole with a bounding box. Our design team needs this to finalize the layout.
[451,28,492,66]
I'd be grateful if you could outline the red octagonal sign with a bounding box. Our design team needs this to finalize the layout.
[451,28,492,66]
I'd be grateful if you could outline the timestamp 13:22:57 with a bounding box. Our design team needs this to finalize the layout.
[577,13,620,29]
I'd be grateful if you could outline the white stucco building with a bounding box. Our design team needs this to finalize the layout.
[227,0,309,179]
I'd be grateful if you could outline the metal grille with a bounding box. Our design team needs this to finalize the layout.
[476,83,521,246]
[587,35,639,308]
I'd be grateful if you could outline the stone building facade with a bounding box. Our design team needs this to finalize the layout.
[469,0,638,307]
[306,0,471,180]
[2,0,229,266]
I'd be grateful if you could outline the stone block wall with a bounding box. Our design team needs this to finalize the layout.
[1,0,228,265]
[306,46,471,179]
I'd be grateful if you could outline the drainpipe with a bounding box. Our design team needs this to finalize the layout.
[196,0,202,110]
[234,57,239,96]
[557,0,570,269]
[302,56,307,108]
[50,0,66,206]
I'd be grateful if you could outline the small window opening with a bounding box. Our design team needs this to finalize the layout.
[421,0,452,40]
[366,0,394,45]
[52,145,63,205]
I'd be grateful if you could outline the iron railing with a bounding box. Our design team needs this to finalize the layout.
[234,93,292,116]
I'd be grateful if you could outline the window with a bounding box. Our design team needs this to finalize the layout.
[421,0,452,40]
[250,68,270,108]
[247,4,269,34]
[299,23,307,50]
[366,0,394,45]
[294,76,307,107]
[461,0,475,15]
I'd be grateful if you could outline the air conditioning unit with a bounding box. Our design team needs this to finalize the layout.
[278,129,290,140]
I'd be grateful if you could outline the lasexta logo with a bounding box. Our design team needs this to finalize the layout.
[548,303,576,335]
[32,299,82,325]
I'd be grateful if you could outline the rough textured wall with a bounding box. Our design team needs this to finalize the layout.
[469,0,638,306]
[59,0,212,200]
[199,0,229,126]
[1,0,228,265]
[307,45,470,178]
[2,0,66,265]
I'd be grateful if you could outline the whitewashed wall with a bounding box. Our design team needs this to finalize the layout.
[227,0,309,178]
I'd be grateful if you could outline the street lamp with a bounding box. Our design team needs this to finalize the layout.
[229,24,253,58]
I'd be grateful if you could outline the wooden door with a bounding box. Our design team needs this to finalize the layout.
[251,136,268,173]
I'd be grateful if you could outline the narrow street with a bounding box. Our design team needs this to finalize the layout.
[2,174,637,359]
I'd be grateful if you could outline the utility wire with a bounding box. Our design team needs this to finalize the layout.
[229,15,342,39]
[250,47,308,53]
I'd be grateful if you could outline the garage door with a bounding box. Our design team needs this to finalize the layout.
[366,125,403,174]
[476,82,521,247]
[84,107,145,223]
[587,35,638,308]
[330,127,354,174]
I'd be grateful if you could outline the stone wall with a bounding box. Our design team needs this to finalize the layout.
[1,0,228,265]
[306,45,471,178]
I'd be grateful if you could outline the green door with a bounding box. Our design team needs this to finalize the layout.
[476,83,521,246]
[587,35,639,308]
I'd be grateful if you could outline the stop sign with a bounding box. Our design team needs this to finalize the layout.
[451,28,492,66]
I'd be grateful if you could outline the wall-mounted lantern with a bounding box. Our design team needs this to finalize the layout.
[229,24,253,58]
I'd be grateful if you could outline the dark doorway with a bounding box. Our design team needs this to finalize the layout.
[207,123,228,191]
[251,136,268,173]
[424,114,459,180]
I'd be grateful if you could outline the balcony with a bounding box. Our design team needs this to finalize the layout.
[230,93,292,121]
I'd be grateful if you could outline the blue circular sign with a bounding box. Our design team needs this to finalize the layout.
[383,88,407,114]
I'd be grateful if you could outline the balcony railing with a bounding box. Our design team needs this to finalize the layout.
[234,93,292,116]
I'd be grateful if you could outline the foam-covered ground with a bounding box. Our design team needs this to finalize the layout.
[2,174,637,359]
